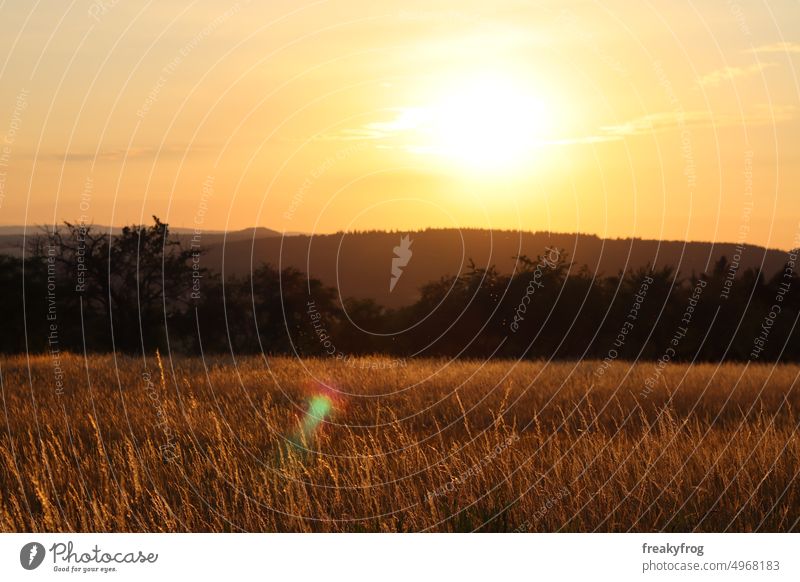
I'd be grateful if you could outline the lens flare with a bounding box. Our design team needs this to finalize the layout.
[299,394,333,440]
[285,385,338,455]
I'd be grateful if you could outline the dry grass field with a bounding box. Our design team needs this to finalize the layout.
[0,353,798,532]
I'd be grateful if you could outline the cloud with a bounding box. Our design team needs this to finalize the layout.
[600,106,796,137]
[40,145,214,162]
[295,109,421,144]
[319,102,796,150]
[541,135,622,145]
[697,63,776,87]
[601,111,713,136]
[746,42,800,54]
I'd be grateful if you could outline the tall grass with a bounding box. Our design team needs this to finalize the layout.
[0,354,797,532]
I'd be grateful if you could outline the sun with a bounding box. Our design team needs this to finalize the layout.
[411,73,550,172]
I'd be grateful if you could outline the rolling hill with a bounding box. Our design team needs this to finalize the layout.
[200,229,790,307]
[0,225,789,307]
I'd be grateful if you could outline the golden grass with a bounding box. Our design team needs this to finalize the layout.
[0,354,798,532]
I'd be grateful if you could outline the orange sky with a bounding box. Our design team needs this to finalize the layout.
[0,0,798,249]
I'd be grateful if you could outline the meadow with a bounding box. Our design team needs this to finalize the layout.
[0,354,798,532]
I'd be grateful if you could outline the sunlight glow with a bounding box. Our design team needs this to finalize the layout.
[411,73,550,172]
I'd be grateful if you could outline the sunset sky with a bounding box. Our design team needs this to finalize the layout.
[0,0,798,248]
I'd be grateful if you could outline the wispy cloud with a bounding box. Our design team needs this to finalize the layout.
[296,109,419,143]
[39,145,214,162]
[536,135,621,146]
[746,42,800,54]
[601,111,713,136]
[600,106,796,137]
[318,103,796,149]
[697,63,776,87]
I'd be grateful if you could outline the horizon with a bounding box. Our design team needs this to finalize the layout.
[0,221,798,252]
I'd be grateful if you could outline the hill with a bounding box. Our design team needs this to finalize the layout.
[200,229,788,307]
[1,225,788,308]
[0,225,283,256]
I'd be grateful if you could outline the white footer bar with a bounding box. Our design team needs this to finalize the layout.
[1,533,797,581]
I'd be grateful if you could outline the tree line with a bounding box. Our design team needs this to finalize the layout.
[1,216,798,361]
